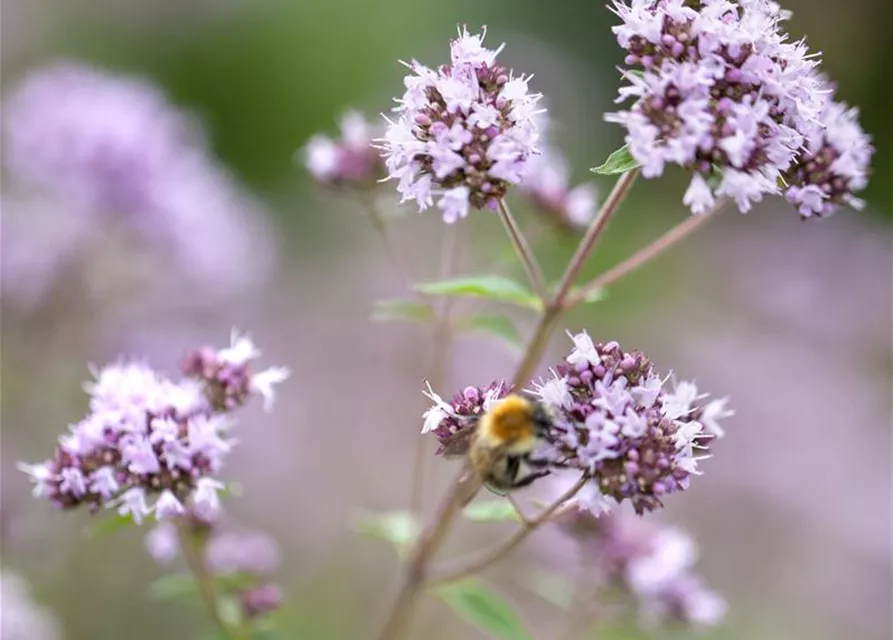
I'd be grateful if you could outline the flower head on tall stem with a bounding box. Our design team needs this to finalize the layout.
[605,0,872,216]
[18,332,288,524]
[379,25,545,223]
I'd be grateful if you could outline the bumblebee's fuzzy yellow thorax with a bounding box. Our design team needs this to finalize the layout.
[479,394,537,453]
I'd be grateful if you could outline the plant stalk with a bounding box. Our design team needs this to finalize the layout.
[565,198,726,308]
[373,171,641,640]
[176,520,250,640]
[425,474,588,587]
[496,198,549,301]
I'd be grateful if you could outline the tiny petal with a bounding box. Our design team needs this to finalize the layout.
[566,330,601,368]
[88,466,120,500]
[682,174,715,215]
[251,366,291,412]
[17,462,53,498]
[155,490,185,520]
[115,487,151,524]
[218,329,261,366]
[193,477,225,518]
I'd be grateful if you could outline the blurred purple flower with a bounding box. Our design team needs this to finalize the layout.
[239,583,283,620]
[3,62,200,214]
[145,521,181,563]
[379,26,545,222]
[18,332,288,524]
[1,62,277,309]
[302,110,385,187]
[519,144,597,231]
[554,503,726,627]
[0,571,61,640]
[0,194,93,312]
[206,530,281,576]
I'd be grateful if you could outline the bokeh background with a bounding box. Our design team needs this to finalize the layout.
[2,0,891,639]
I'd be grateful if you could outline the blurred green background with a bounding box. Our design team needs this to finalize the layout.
[2,0,891,639]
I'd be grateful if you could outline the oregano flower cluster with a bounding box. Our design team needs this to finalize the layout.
[607,0,873,216]
[379,26,544,222]
[18,332,289,524]
[423,331,732,514]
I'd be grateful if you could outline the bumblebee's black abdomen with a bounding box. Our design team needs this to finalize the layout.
[483,454,550,494]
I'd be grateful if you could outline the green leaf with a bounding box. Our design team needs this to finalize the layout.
[438,579,533,640]
[462,500,520,523]
[147,573,199,602]
[521,570,575,609]
[567,286,607,305]
[218,595,243,628]
[352,510,420,552]
[454,315,524,351]
[370,299,435,325]
[84,512,136,539]
[591,145,641,175]
[415,276,542,311]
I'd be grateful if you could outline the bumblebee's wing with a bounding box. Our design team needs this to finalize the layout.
[437,423,478,458]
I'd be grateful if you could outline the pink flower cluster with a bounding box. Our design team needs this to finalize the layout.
[607,0,872,216]
[19,332,289,524]
[303,111,385,188]
[380,26,544,222]
[531,331,731,514]
[421,331,732,514]
[555,505,726,626]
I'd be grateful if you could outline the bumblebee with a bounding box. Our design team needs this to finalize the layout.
[440,394,555,505]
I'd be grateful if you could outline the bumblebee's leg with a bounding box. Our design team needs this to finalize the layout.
[524,456,551,469]
[510,469,551,489]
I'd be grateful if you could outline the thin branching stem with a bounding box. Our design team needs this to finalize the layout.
[425,474,589,588]
[550,169,639,307]
[365,198,420,298]
[512,170,640,387]
[374,171,641,640]
[497,198,549,301]
[410,224,461,516]
[564,198,726,308]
